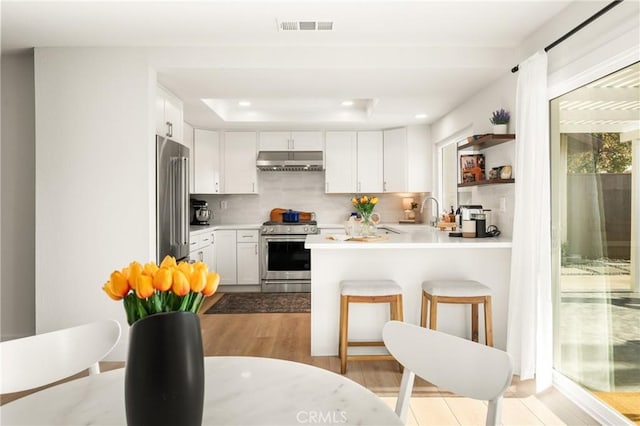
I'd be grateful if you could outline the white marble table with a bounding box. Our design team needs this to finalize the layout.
[0,356,401,425]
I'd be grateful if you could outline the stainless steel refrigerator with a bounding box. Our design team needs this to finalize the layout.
[156,135,190,262]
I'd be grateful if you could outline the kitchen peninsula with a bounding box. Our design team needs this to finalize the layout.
[305,226,512,356]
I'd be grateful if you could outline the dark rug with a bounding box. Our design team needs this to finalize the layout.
[204,292,310,314]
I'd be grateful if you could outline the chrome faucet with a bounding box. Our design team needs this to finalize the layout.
[420,196,440,227]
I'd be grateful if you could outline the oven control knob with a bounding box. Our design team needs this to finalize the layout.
[268,227,274,233]
[303,226,309,232]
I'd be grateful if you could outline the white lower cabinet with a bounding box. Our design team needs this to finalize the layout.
[213,230,237,285]
[189,230,215,271]
[236,230,259,285]
[213,229,259,285]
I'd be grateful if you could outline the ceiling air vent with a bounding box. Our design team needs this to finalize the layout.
[278,20,334,32]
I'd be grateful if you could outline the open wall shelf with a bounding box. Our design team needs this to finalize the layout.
[458,178,515,188]
[457,133,515,188]
[457,134,515,151]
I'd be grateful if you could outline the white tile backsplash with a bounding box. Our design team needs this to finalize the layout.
[192,172,423,225]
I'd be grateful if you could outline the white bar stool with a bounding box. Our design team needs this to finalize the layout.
[420,279,494,346]
[339,279,403,374]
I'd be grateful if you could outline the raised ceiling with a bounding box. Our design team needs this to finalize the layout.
[2,1,579,130]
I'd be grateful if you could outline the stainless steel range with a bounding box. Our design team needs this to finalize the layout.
[260,221,318,292]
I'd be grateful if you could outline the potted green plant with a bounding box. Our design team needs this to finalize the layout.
[490,108,510,134]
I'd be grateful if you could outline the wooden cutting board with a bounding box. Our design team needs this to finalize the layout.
[347,235,388,242]
[269,208,313,222]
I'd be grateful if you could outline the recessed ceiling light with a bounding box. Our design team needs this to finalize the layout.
[341,100,354,107]
[238,101,251,107]
[415,113,428,119]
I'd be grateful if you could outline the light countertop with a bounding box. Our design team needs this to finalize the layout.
[306,225,511,249]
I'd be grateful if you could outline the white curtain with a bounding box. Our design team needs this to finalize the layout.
[507,50,553,392]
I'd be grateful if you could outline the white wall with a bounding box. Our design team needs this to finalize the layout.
[1,51,36,341]
[193,172,422,226]
[34,48,154,359]
[430,72,518,237]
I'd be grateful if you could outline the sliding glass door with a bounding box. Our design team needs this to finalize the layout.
[550,63,639,405]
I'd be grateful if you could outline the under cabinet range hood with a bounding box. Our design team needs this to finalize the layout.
[256,151,324,171]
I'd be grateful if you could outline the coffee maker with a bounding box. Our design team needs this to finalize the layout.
[460,205,483,238]
[190,199,211,225]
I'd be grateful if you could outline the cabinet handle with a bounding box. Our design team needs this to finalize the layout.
[255,244,258,255]
[326,182,329,192]
[252,182,255,192]
[166,121,173,138]
[383,181,387,192]
[215,182,219,193]
[358,182,361,192]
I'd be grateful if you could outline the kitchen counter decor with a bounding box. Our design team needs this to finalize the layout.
[351,195,379,237]
[102,256,220,426]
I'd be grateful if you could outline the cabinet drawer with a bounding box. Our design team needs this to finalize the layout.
[236,229,259,243]
[200,233,214,246]
[189,234,203,251]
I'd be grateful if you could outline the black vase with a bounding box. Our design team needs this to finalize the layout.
[125,311,204,426]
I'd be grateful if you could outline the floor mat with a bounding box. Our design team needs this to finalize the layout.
[204,292,310,314]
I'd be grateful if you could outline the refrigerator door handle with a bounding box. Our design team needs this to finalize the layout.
[169,156,189,249]
[178,157,189,246]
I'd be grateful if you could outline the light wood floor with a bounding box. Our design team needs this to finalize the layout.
[198,295,598,425]
[0,295,599,425]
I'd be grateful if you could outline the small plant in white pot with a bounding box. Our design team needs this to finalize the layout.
[490,109,510,134]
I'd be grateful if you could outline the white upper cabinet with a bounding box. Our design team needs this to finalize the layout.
[223,131,258,194]
[356,131,384,193]
[383,127,408,193]
[193,129,221,194]
[155,85,183,144]
[259,131,323,151]
[406,125,431,193]
[325,131,357,193]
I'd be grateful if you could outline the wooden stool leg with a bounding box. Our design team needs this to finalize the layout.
[420,291,427,328]
[471,303,479,342]
[429,296,438,330]
[339,295,349,374]
[394,294,404,373]
[484,296,494,347]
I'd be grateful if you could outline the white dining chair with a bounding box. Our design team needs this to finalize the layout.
[382,321,513,426]
[0,319,121,394]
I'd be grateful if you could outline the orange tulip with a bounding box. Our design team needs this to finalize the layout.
[135,274,154,299]
[194,261,208,275]
[103,281,123,300]
[110,270,130,297]
[143,262,159,278]
[160,255,177,269]
[351,197,357,205]
[190,268,207,293]
[172,270,190,296]
[153,267,173,291]
[203,272,220,296]
[128,261,143,289]
[177,261,193,280]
